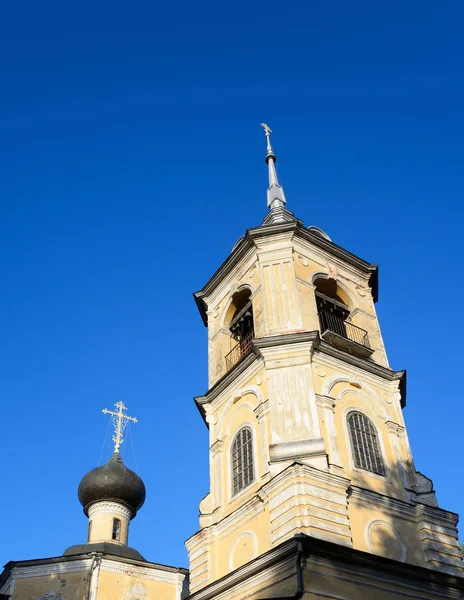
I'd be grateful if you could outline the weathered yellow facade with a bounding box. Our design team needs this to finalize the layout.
[0,555,188,600]
[187,207,464,594]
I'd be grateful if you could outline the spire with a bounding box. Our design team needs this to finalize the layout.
[260,123,287,210]
[260,124,297,225]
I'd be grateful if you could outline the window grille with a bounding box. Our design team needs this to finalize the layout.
[348,412,385,476]
[112,518,121,541]
[231,427,254,495]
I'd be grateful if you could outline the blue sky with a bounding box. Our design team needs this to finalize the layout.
[1,1,463,568]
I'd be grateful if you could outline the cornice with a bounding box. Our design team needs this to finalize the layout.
[193,222,379,326]
[100,558,187,585]
[194,353,261,424]
[264,461,351,497]
[6,558,91,579]
[315,339,407,406]
[253,330,318,351]
[415,503,459,527]
[349,486,416,521]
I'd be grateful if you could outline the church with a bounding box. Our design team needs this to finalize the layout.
[1,126,463,600]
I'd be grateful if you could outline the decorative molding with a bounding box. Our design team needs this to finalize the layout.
[8,559,91,579]
[385,421,405,436]
[270,438,325,462]
[100,558,187,586]
[314,365,326,377]
[349,486,416,521]
[228,531,258,571]
[254,399,270,420]
[210,439,224,457]
[366,519,407,562]
[39,592,64,600]
[88,501,132,521]
[316,395,336,410]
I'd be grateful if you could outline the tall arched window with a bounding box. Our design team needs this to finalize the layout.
[231,427,254,495]
[348,412,385,476]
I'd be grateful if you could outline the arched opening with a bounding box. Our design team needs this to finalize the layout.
[225,289,255,371]
[314,277,350,337]
[314,277,372,355]
[112,518,121,541]
[231,427,255,496]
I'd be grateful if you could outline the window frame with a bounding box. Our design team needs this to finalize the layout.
[112,517,121,541]
[230,426,255,498]
[347,411,386,477]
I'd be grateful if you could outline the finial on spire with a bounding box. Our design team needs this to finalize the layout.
[260,123,287,212]
[260,122,274,157]
[102,401,138,453]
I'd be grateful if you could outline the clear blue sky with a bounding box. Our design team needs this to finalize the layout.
[1,1,463,568]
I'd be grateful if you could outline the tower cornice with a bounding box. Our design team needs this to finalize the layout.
[194,331,406,426]
[194,221,378,327]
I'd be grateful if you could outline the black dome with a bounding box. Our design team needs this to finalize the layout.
[78,452,146,517]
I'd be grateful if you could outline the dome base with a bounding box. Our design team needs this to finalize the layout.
[63,541,145,561]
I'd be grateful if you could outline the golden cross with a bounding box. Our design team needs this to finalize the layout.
[260,122,272,137]
[102,401,138,453]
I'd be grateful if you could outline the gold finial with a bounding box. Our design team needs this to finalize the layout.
[102,401,138,453]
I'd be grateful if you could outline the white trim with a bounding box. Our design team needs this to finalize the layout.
[88,501,131,520]
[366,519,407,562]
[7,559,91,579]
[100,558,187,585]
[322,375,388,419]
[228,531,258,571]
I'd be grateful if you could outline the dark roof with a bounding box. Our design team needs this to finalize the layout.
[63,542,145,561]
[78,452,146,517]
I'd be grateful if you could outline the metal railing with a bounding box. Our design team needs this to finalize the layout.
[225,329,255,372]
[318,310,370,348]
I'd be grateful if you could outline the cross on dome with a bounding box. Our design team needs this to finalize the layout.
[102,401,138,453]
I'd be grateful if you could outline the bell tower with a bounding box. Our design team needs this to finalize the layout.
[185,126,463,593]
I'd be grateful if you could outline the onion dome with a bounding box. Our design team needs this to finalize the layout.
[78,452,146,517]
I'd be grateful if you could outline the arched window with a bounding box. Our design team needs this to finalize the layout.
[225,289,255,371]
[112,518,121,541]
[313,276,371,353]
[87,520,92,543]
[348,412,385,476]
[231,427,254,495]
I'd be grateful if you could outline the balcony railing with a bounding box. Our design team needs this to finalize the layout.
[318,310,373,357]
[225,329,255,372]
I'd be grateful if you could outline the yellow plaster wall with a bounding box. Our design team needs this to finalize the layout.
[89,512,129,545]
[97,569,179,600]
[217,391,264,521]
[11,570,87,600]
[348,502,424,566]
[213,507,271,580]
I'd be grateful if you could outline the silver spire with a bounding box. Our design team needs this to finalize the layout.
[260,123,287,211]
